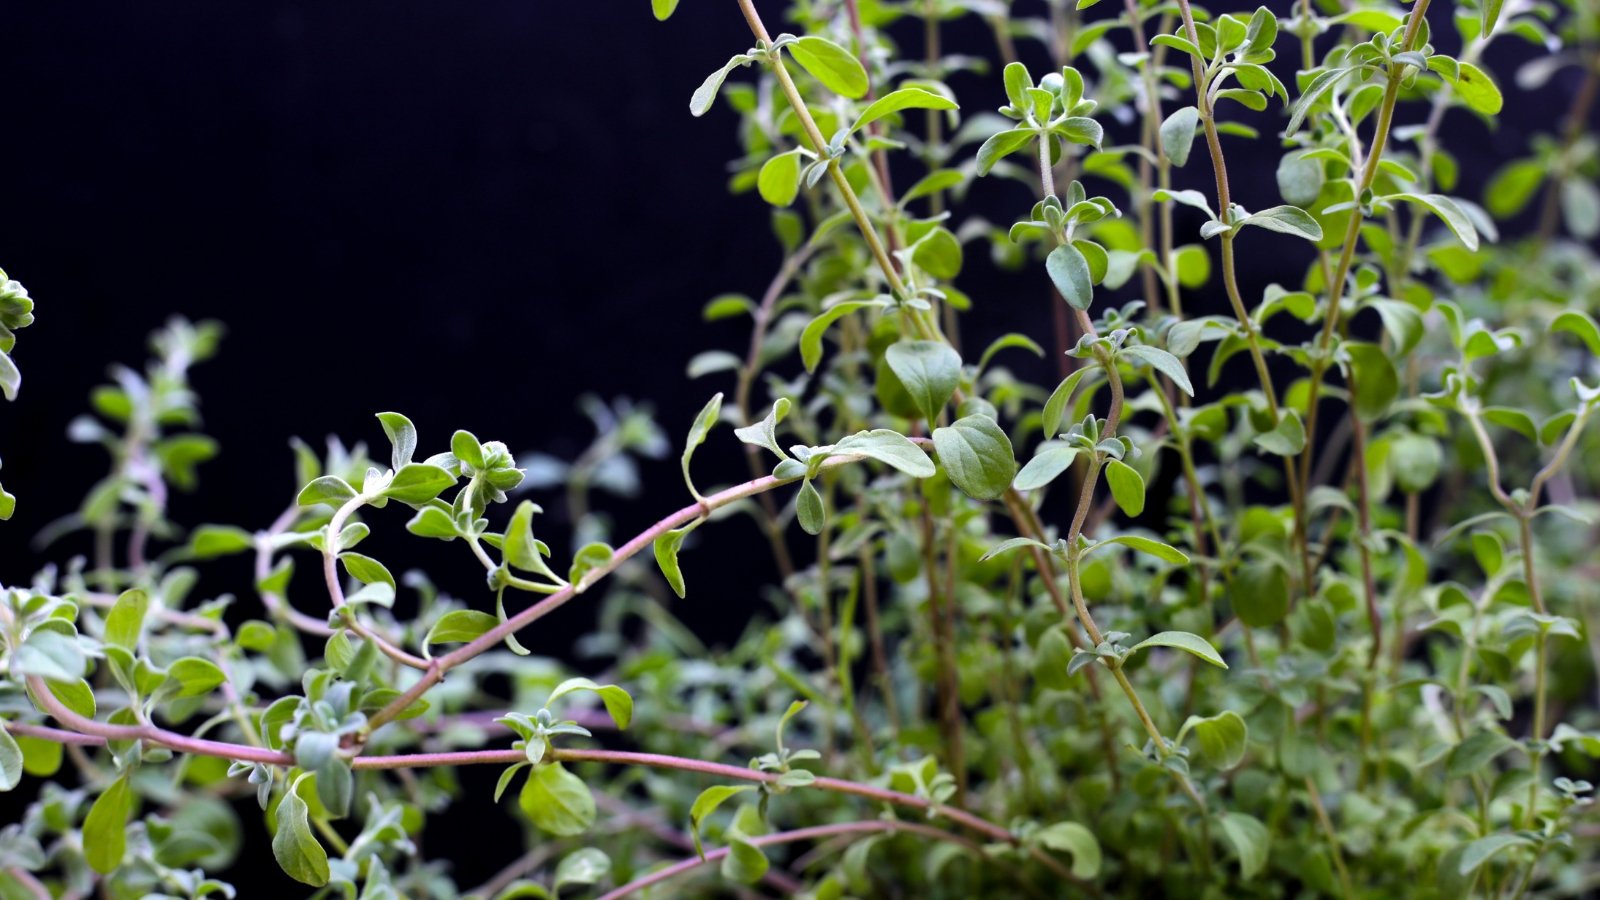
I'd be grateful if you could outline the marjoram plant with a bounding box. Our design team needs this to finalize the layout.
[4,0,1600,896]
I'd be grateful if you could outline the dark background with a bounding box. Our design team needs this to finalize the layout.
[0,1,1571,892]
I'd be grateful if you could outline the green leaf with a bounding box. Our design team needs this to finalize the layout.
[1094,534,1190,565]
[1252,410,1306,456]
[690,55,751,117]
[1187,710,1248,769]
[1104,459,1145,517]
[1451,62,1504,116]
[382,463,457,505]
[654,526,692,598]
[1159,106,1200,166]
[1552,310,1600,356]
[976,130,1035,176]
[14,630,85,682]
[833,429,936,477]
[757,151,802,207]
[651,0,680,21]
[1238,205,1323,241]
[1042,369,1090,438]
[0,728,22,791]
[166,657,226,698]
[84,773,135,874]
[980,536,1055,562]
[977,333,1045,372]
[884,341,961,421]
[1388,193,1480,251]
[273,777,330,886]
[1131,631,1227,669]
[340,552,394,590]
[406,505,459,541]
[297,476,356,508]
[852,88,958,133]
[520,763,596,836]
[1446,730,1516,778]
[1014,443,1079,491]
[425,610,498,651]
[931,415,1017,501]
[547,677,633,729]
[1346,342,1399,422]
[568,542,615,585]
[375,411,417,470]
[1046,243,1095,310]
[103,589,150,651]
[912,226,963,279]
[1485,160,1545,219]
[1119,345,1194,397]
[689,784,758,858]
[682,392,723,500]
[797,479,826,535]
[722,836,769,884]
[452,430,486,469]
[1219,812,1270,879]
[1031,627,1074,690]
[504,500,560,581]
[1458,834,1531,876]
[786,36,869,99]
[800,300,881,372]
[734,398,791,459]
[1034,822,1102,879]
[186,525,254,559]
[1231,560,1290,628]
[554,848,611,893]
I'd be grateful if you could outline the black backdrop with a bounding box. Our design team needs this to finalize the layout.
[0,1,1568,892]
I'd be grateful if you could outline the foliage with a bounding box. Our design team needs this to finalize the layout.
[4,0,1600,897]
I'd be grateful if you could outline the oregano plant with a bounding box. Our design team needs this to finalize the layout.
[3,0,1600,897]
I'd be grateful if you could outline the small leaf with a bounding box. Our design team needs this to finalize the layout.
[1034,822,1102,879]
[504,500,560,582]
[1095,534,1189,565]
[681,393,724,500]
[554,848,612,893]
[1252,410,1306,456]
[297,476,356,508]
[1459,834,1531,876]
[1238,205,1324,241]
[833,429,936,477]
[1159,106,1200,166]
[1119,345,1194,396]
[654,526,692,598]
[757,151,802,207]
[84,773,135,874]
[273,777,330,886]
[975,130,1035,175]
[520,763,596,837]
[1219,812,1270,879]
[185,525,255,559]
[0,728,23,792]
[103,589,150,651]
[1388,193,1480,251]
[1346,342,1399,422]
[1130,631,1227,669]
[932,415,1017,501]
[797,480,826,535]
[800,300,881,372]
[787,36,869,99]
[722,836,769,884]
[375,411,417,470]
[689,784,758,858]
[851,88,958,133]
[690,55,750,117]
[979,536,1055,562]
[424,610,498,650]
[547,677,634,729]
[1104,459,1145,517]
[1013,443,1079,491]
[1188,710,1249,769]
[382,463,457,505]
[166,657,226,698]
[884,341,961,421]
[1046,243,1095,310]
[652,0,680,21]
